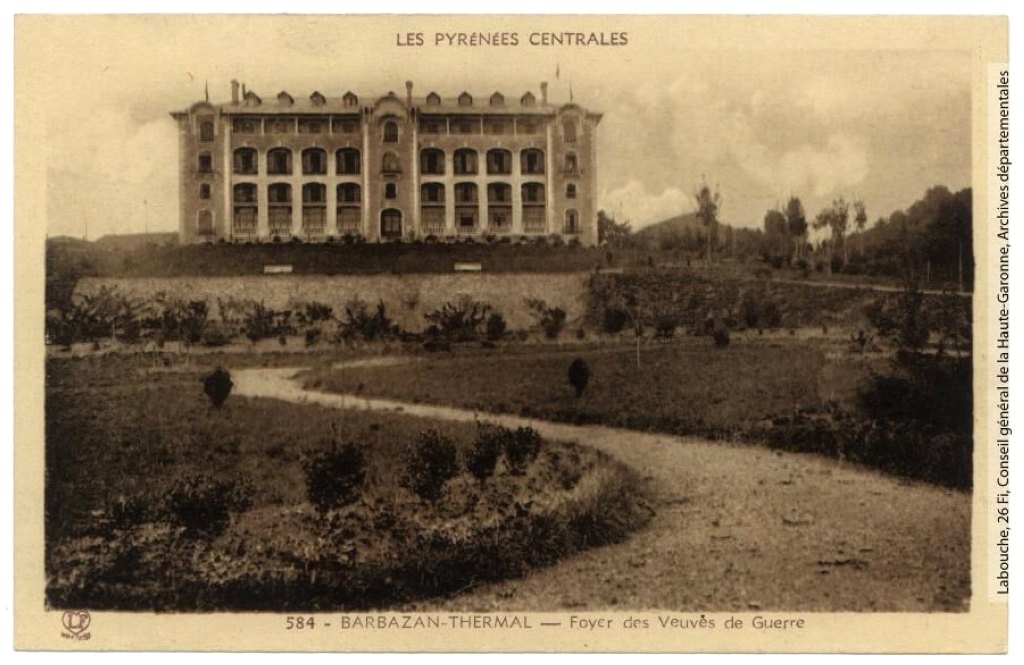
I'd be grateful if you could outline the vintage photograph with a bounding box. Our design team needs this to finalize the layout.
[14,13,1008,652]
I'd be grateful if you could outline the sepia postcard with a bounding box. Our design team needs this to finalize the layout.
[13,13,1011,653]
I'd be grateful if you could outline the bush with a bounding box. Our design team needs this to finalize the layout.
[466,424,503,482]
[165,475,253,537]
[568,358,590,398]
[424,296,491,342]
[341,298,396,342]
[602,307,630,334]
[304,328,322,347]
[202,367,233,407]
[403,429,459,501]
[302,440,367,513]
[713,328,730,348]
[485,312,507,341]
[201,326,232,347]
[527,298,567,339]
[654,316,676,339]
[505,427,542,475]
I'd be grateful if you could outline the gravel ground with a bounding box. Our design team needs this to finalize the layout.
[234,367,971,613]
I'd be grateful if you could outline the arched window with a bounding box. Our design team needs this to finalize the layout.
[522,183,546,233]
[302,183,326,204]
[564,152,579,175]
[302,183,327,236]
[563,118,578,143]
[486,149,511,175]
[233,147,257,175]
[566,183,577,199]
[487,183,512,232]
[382,120,399,143]
[336,184,361,236]
[380,209,402,239]
[564,209,580,234]
[453,148,477,175]
[454,182,478,203]
[233,185,257,238]
[199,120,214,142]
[521,148,544,175]
[197,152,213,174]
[337,183,361,203]
[233,183,257,203]
[197,210,214,236]
[421,183,446,234]
[336,148,360,175]
[302,148,327,175]
[268,184,292,236]
[420,149,445,175]
[268,183,291,203]
[381,152,401,174]
[522,182,545,204]
[421,182,445,204]
[454,183,478,234]
[267,148,292,175]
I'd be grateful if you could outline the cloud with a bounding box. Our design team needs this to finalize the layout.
[600,180,694,229]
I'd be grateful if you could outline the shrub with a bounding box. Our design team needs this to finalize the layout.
[304,328,321,347]
[424,296,491,342]
[466,424,503,482]
[202,367,233,407]
[403,429,459,501]
[505,427,542,475]
[568,358,590,398]
[342,298,396,341]
[527,298,567,339]
[654,316,676,339]
[165,475,253,537]
[485,312,507,341]
[713,328,730,348]
[201,326,232,347]
[243,301,274,344]
[302,441,367,513]
[602,307,630,334]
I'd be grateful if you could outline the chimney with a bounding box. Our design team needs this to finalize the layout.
[405,80,413,105]
[231,79,240,105]
[242,82,247,99]
[540,81,548,104]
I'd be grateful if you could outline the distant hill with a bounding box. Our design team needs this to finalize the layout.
[633,212,706,246]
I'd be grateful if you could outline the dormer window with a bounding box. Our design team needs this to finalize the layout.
[343,92,359,107]
[426,92,441,106]
[243,91,261,107]
[310,91,326,107]
[458,91,473,107]
[489,92,504,107]
[277,91,294,107]
[521,91,536,107]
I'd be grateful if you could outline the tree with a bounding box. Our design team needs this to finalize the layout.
[853,200,868,256]
[813,198,851,271]
[785,196,808,261]
[763,208,788,263]
[202,367,233,407]
[694,178,721,264]
[597,210,633,246]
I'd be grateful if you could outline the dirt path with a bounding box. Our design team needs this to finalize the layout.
[234,367,971,613]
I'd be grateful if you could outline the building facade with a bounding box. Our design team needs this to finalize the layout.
[171,81,601,246]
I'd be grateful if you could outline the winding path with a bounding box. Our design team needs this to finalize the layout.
[234,366,971,612]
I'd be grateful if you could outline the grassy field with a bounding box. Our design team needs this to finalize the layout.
[45,355,651,610]
[303,336,879,437]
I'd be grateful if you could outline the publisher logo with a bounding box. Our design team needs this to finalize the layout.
[60,610,92,641]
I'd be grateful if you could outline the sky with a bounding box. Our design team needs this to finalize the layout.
[29,16,973,239]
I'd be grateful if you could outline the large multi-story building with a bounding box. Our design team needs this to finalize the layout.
[170,81,601,245]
